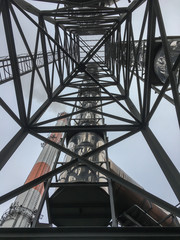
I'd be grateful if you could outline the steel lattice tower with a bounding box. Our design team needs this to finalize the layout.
[0,0,180,239]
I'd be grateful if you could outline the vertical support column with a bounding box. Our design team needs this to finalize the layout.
[116,25,121,83]
[39,15,52,98]
[125,15,131,96]
[55,24,63,85]
[1,0,27,124]
[76,35,80,63]
[142,0,156,124]
[64,30,70,75]
[104,136,118,227]
[154,0,180,127]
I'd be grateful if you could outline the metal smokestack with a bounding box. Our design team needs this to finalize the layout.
[0,113,67,227]
[49,63,111,227]
[60,63,106,184]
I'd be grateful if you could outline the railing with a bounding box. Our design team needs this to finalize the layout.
[0,51,59,84]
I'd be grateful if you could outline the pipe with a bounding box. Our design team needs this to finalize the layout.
[110,160,179,227]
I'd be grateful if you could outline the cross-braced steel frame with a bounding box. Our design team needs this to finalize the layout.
[0,0,180,239]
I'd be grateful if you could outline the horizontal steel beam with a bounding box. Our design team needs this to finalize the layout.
[0,227,179,239]
[30,125,141,133]
[55,18,118,24]
[68,82,116,86]
[50,182,108,188]
[55,96,125,102]
[41,7,128,16]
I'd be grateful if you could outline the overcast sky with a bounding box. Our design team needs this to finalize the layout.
[0,0,180,222]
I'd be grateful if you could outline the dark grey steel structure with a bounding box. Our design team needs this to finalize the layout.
[0,0,180,239]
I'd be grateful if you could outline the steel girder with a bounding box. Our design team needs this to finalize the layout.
[0,227,180,240]
[0,0,180,236]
